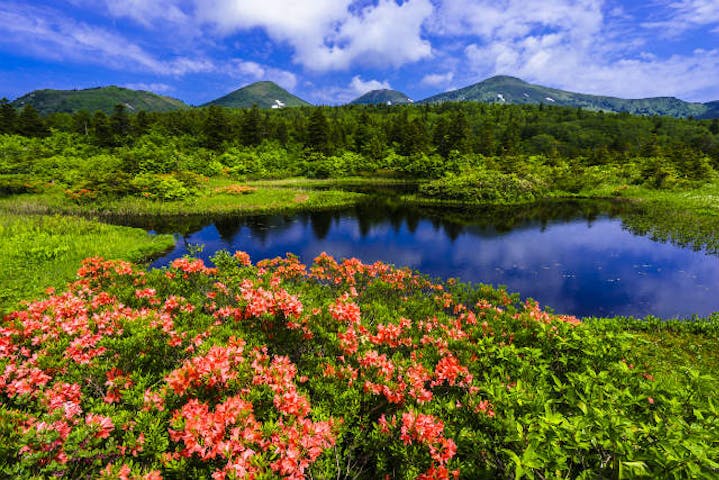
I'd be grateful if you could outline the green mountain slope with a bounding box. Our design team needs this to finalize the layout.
[698,101,719,120]
[420,76,714,118]
[349,89,413,105]
[11,86,187,115]
[203,81,311,109]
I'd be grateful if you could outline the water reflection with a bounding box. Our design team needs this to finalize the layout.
[146,200,719,319]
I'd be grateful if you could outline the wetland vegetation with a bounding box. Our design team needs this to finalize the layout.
[2,101,719,478]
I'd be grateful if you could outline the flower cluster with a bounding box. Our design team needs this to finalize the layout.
[3,251,651,480]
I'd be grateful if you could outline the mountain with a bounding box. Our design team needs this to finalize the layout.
[203,81,311,109]
[698,101,719,120]
[350,89,413,105]
[420,75,715,118]
[10,86,187,115]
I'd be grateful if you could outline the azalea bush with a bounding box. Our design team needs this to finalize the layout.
[1,252,717,478]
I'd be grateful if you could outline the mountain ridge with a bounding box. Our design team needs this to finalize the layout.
[10,86,187,115]
[6,77,719,119]
[419,75,712,118]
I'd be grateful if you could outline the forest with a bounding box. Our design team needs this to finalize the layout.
[2,99,719,205]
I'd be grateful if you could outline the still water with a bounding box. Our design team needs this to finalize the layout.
[144,201,719,319]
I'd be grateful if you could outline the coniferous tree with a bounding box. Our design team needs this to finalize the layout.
[92,111,114,147]
[0,98,17,134]
[110,104,131,139]
[307,108,330,154]
[240,105,262,146]
[132,110,151,137]
[203,105,230,150]
[72,111,92,136]
[16,105,49,137]
[710,119,719,135]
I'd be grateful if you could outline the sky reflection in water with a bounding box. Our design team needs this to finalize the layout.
[150,207,719,318]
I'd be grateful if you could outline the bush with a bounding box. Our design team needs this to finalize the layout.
[130,173,196,201]
[419,169,543,203]
[0,175,41,196]
[0,253,716,478]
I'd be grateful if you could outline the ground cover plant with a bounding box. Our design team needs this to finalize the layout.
[0,213,173,314]
[1,252,717,479]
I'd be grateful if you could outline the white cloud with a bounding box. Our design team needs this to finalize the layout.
[123,82,174,93]
[100,0,189,26]
[425,0,719,101]
[421,71,454,87]
[643,0,719,36]
[430,0,604,44]
[195,0,433,71]
[0,3,214,75]
[349,76,391,95]
[464,38,719,101]
[227,60,298,91]
[310,75,391,105]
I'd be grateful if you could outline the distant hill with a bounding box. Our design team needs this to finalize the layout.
[420,76,716,118]
[698,101,719,120]
[350,89,413,105]
[203,81,311,109]
[11,86,187,115]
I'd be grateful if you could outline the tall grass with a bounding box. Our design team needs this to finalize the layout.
[0,213,174,314]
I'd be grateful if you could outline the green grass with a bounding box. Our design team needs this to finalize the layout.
[0,178,366,218]
[0,213,174,315]
[598,183,719,253]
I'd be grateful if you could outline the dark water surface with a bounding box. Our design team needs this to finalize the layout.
[143,200,719,319]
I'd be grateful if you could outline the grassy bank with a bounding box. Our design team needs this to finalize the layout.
[403,179,719,254]
[0,177,366,218]
[0,213,174,314]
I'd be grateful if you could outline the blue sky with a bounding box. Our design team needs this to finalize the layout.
[1,0,718,105]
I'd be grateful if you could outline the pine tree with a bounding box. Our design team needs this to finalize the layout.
[72,111,92,136]
[110,104,131,139]
[240,105,262,146]
[132,110,151,137]
[0,98,17,134]
[203,105,230,150]
[307,108,330,154]
[16,105,49,137]
[92,111,114,147]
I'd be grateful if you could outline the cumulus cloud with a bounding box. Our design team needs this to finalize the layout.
[0,3,213,75]
[227,60,298,91]
[427,0,719,101]
[349,76,391,95]
[421,71,454,87]
[195,0,433,71]
[311,75,391,104]
[430,0,604,44]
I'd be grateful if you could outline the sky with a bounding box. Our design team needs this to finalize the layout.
[1,0,718,105]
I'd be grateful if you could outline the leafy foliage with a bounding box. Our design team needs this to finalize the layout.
[1,253,717,478]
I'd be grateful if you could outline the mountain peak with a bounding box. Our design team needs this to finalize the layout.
[10,86,187,114]
[349,89,413,105]
[419,75,713,118]
[482,75,528,85]
[203,81,310,109]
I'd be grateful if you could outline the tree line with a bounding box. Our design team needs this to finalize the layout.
[2,98,719,201]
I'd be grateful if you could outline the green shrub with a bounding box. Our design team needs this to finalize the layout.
[130,173,195,201]
[419,169,544,203]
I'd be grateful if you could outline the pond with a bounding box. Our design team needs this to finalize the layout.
[140,199,719,319]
